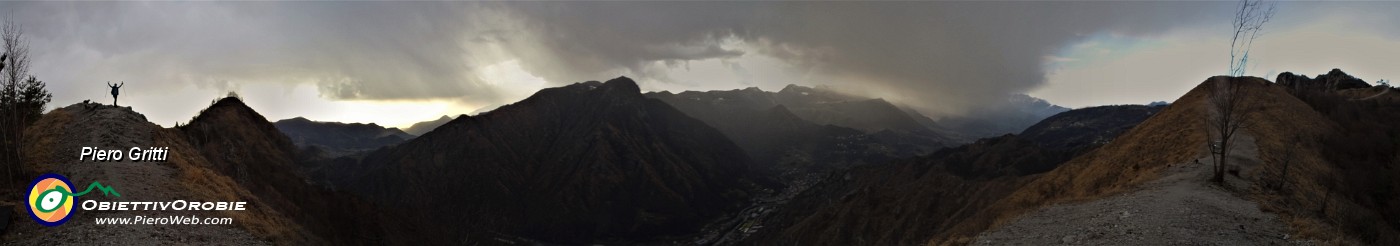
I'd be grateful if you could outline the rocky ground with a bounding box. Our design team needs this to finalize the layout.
[974,134,1309,245]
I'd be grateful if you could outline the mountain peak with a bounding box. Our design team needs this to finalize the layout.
[555,76,642,97]
[1326,68,1351,78]
[211,96,249,109]
[603,76,642,94]
[1277,69,1371,90]
[779,84,810,94]
[403,115,458,136]
[189,96,270,127]
[346,76,754,243]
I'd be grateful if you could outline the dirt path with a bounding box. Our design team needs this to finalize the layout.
[973,134,1302,245]
[1352,86,1390,101]
[3,104,266,245]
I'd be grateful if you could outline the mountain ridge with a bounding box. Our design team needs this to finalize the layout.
[274,116,414,158]
[336,76,760,243]
[402,115,456,136]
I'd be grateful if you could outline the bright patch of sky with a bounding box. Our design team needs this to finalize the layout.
[140,83,481,129]
[1031,13,1400,109]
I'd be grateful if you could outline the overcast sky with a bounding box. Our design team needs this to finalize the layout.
[2,2,1397,128]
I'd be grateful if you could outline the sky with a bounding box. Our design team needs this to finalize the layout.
[1,1,1397,128]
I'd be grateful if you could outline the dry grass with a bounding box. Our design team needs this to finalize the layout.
[929,77,1284,245]
[1247,84,1400,244]
[2,104,76,216]
[19,106,73,174]
[1244,81,1355,244]
[153,126,316,244]
[932,77,1400,245]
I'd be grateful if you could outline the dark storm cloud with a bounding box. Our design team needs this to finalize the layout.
[4,1,1245,114]
[492,1,1232,114]
[4,1,507,104]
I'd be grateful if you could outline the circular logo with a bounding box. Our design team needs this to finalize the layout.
[27,173,76,227]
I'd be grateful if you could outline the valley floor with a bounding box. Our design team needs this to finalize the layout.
[973,134,1306,245]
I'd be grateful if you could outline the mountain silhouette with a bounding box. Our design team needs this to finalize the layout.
[1019,104,1165,151]
[746,134,1077,245]
[335,77,758,243]
[646,86,951,172]
[1276,68,1372,91]
[938,94,1070,138]
[745,99,1139,245]
[274,117,414,158]
[401,115,455,136]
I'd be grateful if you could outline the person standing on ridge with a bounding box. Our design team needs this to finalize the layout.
[108,81,124,106]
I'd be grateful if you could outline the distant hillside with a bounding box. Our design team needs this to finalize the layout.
[1019,104,1165,151]
[745,100,1143,245]
[938,94,1069,138]
[338,77,758,244]
[647,87,949,173]
[274,117,414,158]
[401,115,454,136]
[772,84,940,134]
[745,135,1076,245]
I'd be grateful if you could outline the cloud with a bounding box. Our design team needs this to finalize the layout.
[6,1,1397,123]
[7,2,507,105]
[1031,1,1400,109]
[489,2,1232,115]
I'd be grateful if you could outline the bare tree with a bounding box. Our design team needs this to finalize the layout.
[1205,77,1256,184]
[1228,0,1277,77]
[1272,135,1298,191]
[1,17,50,187]
[0,17,25,185]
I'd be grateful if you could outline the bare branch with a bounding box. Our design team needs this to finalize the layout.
[1228,0,1277,77]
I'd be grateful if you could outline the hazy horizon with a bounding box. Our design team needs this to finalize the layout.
[2,1,1397,128]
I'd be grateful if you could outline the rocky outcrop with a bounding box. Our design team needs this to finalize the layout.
[1276,69,1372,91]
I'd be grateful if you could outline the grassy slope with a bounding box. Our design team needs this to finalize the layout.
[936,76,1400,244]
[19,104,312,243]
[930,77,1355,244]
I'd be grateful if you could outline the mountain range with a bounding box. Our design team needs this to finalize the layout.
[646,85,953,174]
[10,69,1398,245]
[332,77,760,243]
[273,117,414,158]
[401,115,455,136]
[744,103,1151,245]
[936,94,1070,139]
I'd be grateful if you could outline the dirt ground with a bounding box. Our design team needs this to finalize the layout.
[973,134,1312,245]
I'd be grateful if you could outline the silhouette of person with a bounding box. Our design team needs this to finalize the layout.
[108,81,124,106]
